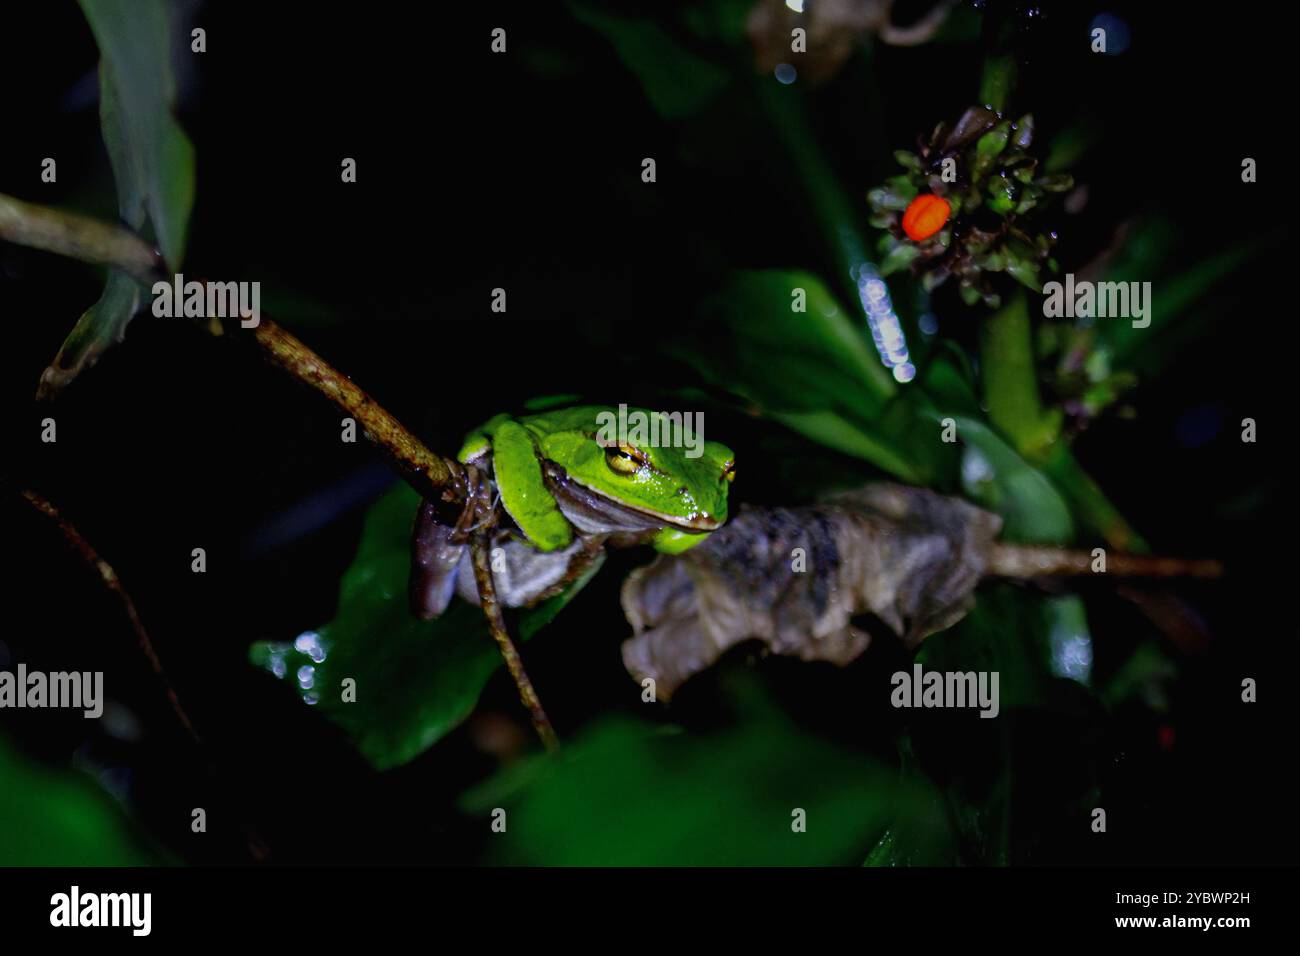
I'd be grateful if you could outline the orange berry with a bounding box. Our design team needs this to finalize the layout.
[901,194,951,242]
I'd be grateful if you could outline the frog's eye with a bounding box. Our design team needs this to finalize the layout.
[605,442,645,475]
[722,460,736,483]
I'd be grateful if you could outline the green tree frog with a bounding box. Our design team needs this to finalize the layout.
[410,405,736,618]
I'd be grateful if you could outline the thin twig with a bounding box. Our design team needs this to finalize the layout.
[212,313,470,509]
[469,532,559,753]
[988,543,1223,580]
[17,488,201,744]
[0,192,163,284]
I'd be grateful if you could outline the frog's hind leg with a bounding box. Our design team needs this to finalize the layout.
[457,413,511,466]
[409,499,470,619]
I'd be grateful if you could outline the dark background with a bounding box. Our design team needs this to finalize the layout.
[1,0,1294,865]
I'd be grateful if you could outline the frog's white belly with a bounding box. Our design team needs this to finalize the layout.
[452,534,593,608]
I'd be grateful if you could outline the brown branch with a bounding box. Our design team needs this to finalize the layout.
[988,543,1224,580]
[469,532,559,753]
[209,313,471,511]
[18,488,201,744]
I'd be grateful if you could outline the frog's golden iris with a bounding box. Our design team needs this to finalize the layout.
[605,442,646,475]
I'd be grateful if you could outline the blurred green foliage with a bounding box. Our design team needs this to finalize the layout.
[461,673,945,866]
[0,738,157,865]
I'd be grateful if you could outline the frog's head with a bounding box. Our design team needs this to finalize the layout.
[534,407,735,533]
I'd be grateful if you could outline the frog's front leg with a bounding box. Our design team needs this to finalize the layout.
[490,419,574,552]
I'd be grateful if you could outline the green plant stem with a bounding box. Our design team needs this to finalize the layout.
[979,293,1051,457]
[0,192,163,283]
[980,301,1148,552]
[979,54,1016,114]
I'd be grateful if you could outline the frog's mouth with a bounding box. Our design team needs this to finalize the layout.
[543,464,719,536]
[627,506,721,532]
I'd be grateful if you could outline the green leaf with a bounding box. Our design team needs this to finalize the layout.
[1033,173,1074,193]
[893,149,922,171]
[917,352,1073,543]
[769,408,925,483]
[42,2,196,398]
[864,813,957,866]
[250,484,601,769]
[1043,595,1093,685]
[79,0,195,269]
[941,308,1144,546]
[879,242,920,276]
[462,674,902,865]
[1039,442,1146,551]
[976,121,1011,158]
[1010,114,1035,150]
[868,185,916,212]
[863,757,958,866]
[685,270,897,412]
[36,270,142,400]
[567,1,731,120]
[986,176,1017,215]
[0,736,158,865]
[672,270,946,482]
[973,121,1011,175]
[1090,215,1262,374]
[952,415,1074,543]
[1099,641,1177,711]
[912,585,1063,863]
[1005,257,1042,291]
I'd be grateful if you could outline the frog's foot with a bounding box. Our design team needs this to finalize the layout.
[409,465,494,619]
[650,526,711,554]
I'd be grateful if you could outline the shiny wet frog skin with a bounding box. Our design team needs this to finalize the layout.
[410,405,736,618]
